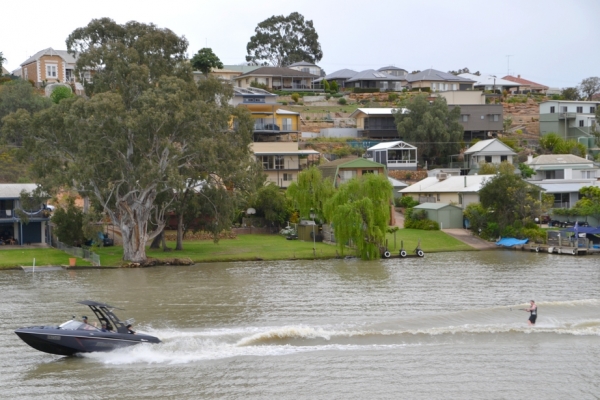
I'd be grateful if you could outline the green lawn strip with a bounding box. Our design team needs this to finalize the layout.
[0,248,93,269]
[384,229,474,253]
[1,230,474,269]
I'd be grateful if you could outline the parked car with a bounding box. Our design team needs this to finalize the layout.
[264,123,280,131]
[85,232,114,247]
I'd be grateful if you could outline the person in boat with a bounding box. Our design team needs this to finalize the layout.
[523,300,537,325]
[100,322,109,332]
[126,324,136,334]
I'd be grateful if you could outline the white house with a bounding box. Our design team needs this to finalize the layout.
[364,140,418,171]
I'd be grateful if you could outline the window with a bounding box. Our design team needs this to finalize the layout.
[545,170,556,179]
[577,106,583,113]
[485,156,492,163]
[431,83,437,90]
[491,114,499,122]
[362,170,378,175]
[274,155,284,170]
[579,120,584,127]
[501,155,508,162]
[281,118,292,130]
[462,114,469,122]
[283,173,293,181]
[591,107,596,113]
[581,171,595,179]
[561,106,568,112]
[266,78,269,85]
[452,84,457,91]
[340,170,356,182]
[261,156,273,170]
[550,106,555,113]
[46,64,57,78]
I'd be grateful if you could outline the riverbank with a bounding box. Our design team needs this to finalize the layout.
[0,230,474,269]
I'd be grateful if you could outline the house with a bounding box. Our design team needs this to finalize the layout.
[378,66,408,78]
[349,108,408,139]
[0,184,51,245]
[318,157,386,188]
[406,69,475,91]
[412,203,464,229]
[400,174,493,209]
[388,176,409,198]
[525,154,600,210]
[458,73,520,92]
[502,75,548,94]
[345,69,405,91]
[288,61,323,77]
[539,100,599,146]
[231,86,300,142]
[364,141,418,171]
[20,47,84,86]
[430,91,504,141]
[450,138,517,172]
[194,64,260,84]
[251,142,320,188]
[234,67,318,91]
[1,66,8,75]
[313,68,358,89]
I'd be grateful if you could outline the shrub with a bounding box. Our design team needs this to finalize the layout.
[330,81,339,93]
[398,196,419,208]
[281,101,288,105]
[338,97,347,105]
[322,79,330,91]
[291,92,300,103]
[325,94,331,100]
[388,93,398,101]
[332,93,343,98]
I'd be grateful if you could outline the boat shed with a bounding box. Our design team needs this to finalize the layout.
[413,202,464,229]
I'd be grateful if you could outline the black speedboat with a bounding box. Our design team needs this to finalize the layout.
[14,300,161,356]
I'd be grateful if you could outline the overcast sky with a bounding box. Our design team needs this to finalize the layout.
[1,0,597,88]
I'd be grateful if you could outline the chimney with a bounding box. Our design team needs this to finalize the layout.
[518,74,521,78]
[527,154,533,163]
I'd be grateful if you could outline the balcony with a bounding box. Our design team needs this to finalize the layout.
[558,112,577,119]
[0,209,13,219]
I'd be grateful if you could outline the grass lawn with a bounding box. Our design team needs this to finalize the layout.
[0,248,93,269]
[384,229,474,253]
[0,230,474,269]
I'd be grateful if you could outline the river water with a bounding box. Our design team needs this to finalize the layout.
[1,251,599,399]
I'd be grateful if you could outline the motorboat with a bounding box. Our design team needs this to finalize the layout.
[14,300,161,356]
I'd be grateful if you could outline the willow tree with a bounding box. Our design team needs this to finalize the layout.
[286,165,333,221]
[323,173,393,260]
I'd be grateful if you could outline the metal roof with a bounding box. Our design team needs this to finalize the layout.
[414,202,462,210]
[367,140,416,150]
[406,69,475,83]
[534,182,598,193]
[464,139,517,155]
[528,154,593,166]
[400,175,494,194]
[458,73,519,87]
[346,69,406,82]
[289,61,318,67]
[0,184,40,199]
[349,108,409,118]
[20,48,77,66]
[314,68,358,83]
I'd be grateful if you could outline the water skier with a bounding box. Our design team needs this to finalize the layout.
[522,300,537,325]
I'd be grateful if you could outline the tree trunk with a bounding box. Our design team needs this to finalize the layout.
[115,188,159,263]
[150,229,163,249]
[176,213,184,251]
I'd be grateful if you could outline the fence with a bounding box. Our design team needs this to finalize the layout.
[52,236,101,266]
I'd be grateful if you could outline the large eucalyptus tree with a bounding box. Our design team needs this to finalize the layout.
[1,19,254,262]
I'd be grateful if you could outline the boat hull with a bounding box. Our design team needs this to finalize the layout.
[15,327,160,356]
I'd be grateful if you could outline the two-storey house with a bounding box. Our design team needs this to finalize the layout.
[0,184,51,246]
[234,67,318,91]
[252,142,320,188]
[539,100,599,148]
[526,154,600,213]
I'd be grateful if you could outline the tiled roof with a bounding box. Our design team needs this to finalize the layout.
[501,75,548,90]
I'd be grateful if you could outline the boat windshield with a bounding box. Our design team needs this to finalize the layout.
[59,320,100,331]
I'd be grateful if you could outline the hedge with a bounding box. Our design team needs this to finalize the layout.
[352,88,381,93]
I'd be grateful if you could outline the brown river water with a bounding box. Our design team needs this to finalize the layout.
[1,250,600,399]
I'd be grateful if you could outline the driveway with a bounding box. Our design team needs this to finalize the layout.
[442,229,498,250]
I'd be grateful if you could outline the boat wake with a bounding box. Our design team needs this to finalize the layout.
[83,299,600,365]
